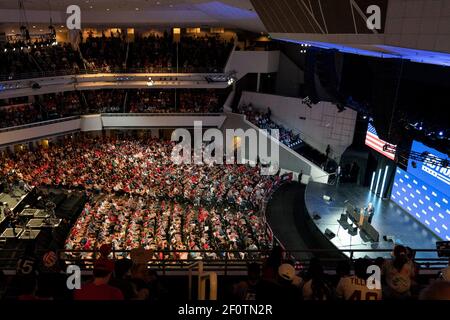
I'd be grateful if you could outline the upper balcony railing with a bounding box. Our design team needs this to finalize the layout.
[0,66,225,82]
[0,116,81,133]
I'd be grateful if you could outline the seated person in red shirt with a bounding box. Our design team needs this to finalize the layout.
[74,259,124,300]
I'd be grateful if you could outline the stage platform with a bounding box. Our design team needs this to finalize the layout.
[305,182,440,260]
[0,188,29,224]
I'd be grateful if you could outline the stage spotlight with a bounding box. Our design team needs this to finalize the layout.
[438,131,444,136]
[147,77,154,86]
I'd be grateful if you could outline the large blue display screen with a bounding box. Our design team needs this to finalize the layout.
[407,140,450,197]
[391,167,450,241]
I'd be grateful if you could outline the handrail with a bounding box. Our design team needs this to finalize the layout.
[188,261,218,301]
[188,261,202,300]
[0,67,226,82]
[102,112,223,117]
[0,249,448,275]
[0,116,80,132]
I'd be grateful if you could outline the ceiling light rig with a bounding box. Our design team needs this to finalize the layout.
[18,0,31,43]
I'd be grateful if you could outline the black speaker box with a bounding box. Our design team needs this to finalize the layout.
[324,228,335,239]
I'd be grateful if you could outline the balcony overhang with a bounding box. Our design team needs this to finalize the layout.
[0,73,231,99]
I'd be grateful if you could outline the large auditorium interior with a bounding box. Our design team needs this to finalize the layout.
[0,0,449,314]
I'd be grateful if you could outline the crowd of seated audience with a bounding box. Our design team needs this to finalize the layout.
[0,135,276,276]
[80,35,126,72]
[128,90,175,113]
[178,90,221,113]
[127,89,222,113]
[128,34,233,73]
[1,136,275,210]
[0,103,42,128]
[1,243,448,300]
[0,41,81,79]
[65,194,270,261]
[0,89,223,128]
[0,34,233,79]
[0,92,82,128]
[127,35,174,72]
[177,35,234,72]
[83,90,126,113]
[237,103,302,148]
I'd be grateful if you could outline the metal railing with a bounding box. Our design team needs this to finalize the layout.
[188,261,218,301]
[0,66,226,82]
[0,248,448,273]
[101,112,223,117]
[0,116,80,133]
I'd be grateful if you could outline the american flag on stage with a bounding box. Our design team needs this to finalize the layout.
[365,122,397,160]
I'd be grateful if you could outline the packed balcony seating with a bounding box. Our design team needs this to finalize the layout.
[128,89,222,113]
[177,35,234,72]
[0,34,233,79]
[82,90,126,113]
[127,34,233,73]
[0,103,42,128]
[0,41,81,79]
[178,90,222,113]
[128,90,175,113]
[80,35,127,72]
[0,89,223,128]
[127,34,175,72]
[0,92,82,128]
[31,42,80,73]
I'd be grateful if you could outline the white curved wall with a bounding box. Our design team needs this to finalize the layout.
[220,113,330,184]
[81,114,103,132]
[239,91,357,160]
[0,114,227,146]
[101,115,226,128]
[0,118,81,146]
